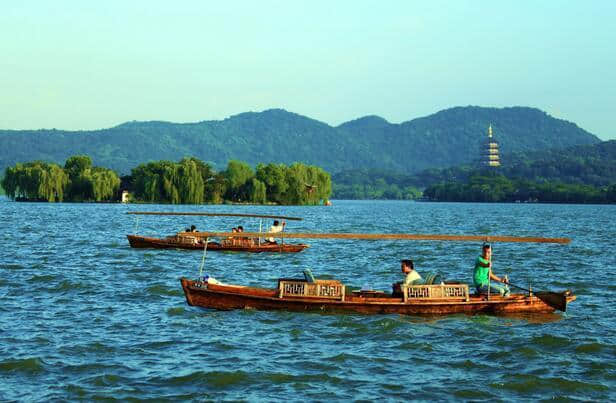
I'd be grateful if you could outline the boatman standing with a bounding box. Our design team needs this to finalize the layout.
[473,244,510,297]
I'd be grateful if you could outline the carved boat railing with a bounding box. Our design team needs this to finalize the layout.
[278,280,345,301]
[403,284,470,302]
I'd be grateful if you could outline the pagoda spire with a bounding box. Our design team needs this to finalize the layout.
[478,124,501,167]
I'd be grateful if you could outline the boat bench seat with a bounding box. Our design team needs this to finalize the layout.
[404,284,470,302]
[278,278,345,300]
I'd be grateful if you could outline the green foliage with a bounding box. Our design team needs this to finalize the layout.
[91,167,121,202]
[63,155,120,202]
[248,178,267,204]
[206,173,227,204]
[423,174,616,204]
[2,156,120,202]
[65,155,92,178]
[223,160,254,202]
[256,163,288,202]
[4,155,333,205]
[333,140,616,200]
[278,163,331,205]
[2,161,68,201]
[332,169,422,200]
[177,158,205,204]
[128,157,332,205]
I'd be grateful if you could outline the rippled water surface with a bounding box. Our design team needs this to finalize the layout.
[1,198,615,401]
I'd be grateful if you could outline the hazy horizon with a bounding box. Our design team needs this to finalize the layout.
[2,1,615,140]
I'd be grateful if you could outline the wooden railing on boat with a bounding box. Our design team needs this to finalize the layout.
[403,284,470,302]
[175,235,199,244]
[278,279,345,300]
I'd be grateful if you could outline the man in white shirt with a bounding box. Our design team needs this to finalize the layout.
[266,220,285,243]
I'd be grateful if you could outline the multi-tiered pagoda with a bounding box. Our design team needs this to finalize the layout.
[479,125,501,167]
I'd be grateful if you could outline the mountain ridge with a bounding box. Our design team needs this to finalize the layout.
[0,106,601,175]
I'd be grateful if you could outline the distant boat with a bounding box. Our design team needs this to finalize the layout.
[126,211,309,253]
[127,234,308,253]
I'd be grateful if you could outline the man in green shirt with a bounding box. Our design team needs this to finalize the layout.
[473,244,510,297]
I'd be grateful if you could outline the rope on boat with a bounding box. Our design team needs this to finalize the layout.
[198,237,209,279]
[133,216,140,234]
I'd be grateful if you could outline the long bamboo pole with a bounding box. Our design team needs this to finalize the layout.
[126,212,302,220]
[186,231,571,244]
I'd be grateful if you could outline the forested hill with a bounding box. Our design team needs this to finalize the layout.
[0,106,600,175]
[332,140,616,199]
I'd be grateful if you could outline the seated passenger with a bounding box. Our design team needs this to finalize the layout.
[236,226,253,246]
[266,220,285,244]
[231,227,239,246]
[473,244,510,297]
[401,259,422,286]
[190,225,197,232]
[392,259,422,296]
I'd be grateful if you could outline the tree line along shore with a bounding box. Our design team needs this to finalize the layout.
[2,155,615,205]
[423,173,616,204]
[1,156,332,205]
[332,169,616,204]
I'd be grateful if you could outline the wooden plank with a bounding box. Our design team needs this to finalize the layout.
[126,211,302,220]
[187,231,570,244]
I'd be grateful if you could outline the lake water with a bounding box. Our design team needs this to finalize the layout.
[1,198,615,401]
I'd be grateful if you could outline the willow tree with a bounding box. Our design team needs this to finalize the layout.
[131,159,206,204]
[256,163,288,203]
[280,163,332,205]
[91,167,121,201]
[177,158,205,204]
[132,161,178,203]
[2,161,68,201]
[248,178,267,204]
[1,166,18,199]
[206,173,227,204]
[63,155,120,201]
[38,163,69,202]
[64,155,94,201]
[224,160,254,202]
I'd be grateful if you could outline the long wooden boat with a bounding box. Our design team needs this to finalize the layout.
[127,234,309,253]
[180,277,576,315]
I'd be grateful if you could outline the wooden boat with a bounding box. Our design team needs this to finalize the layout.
[179,230,574,316]
[127,234,308,253]
[126,211,308,253]
[180,276,576,315]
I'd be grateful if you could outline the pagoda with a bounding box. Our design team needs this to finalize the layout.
[479,125,501,167]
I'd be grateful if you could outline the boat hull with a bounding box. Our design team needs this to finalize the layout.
[127,235,308,253]
[180,278,575,316]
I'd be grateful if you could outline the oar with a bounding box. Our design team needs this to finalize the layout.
[187,231,571,244]
[508,283,568,312]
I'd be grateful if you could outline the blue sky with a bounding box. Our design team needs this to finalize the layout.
[2,1,615,139]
